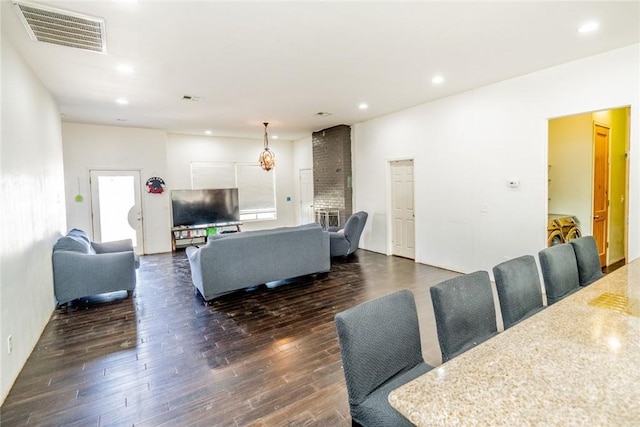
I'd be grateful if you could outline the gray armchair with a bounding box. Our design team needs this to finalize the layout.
[328,211,368,257]
[52,229,139,305]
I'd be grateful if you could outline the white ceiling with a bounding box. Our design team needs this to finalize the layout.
[2,1,639,141]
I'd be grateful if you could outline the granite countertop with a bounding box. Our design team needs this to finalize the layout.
[389,259,640,426]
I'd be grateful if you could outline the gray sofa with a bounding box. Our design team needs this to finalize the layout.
[186,223,330,300]
[52,229,139,304]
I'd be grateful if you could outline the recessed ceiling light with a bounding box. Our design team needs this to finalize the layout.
[578,21,599,33]
[204,130,212,135]
[358,103,368,110]
[432,75,445,85]
[117,64,134,74]
[315,112,333,117]
[116,118,127,122]
[116,98,129,105]
[272,135,279,139]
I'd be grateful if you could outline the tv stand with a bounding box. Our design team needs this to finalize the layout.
[171,222,242,251]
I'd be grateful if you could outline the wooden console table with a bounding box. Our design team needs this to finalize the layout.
[171,223,242,250]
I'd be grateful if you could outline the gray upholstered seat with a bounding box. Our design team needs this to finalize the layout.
[493,255,544,329]
[329,211,368,257]
[52,229,138,305]
[569,236,605,286]
[430,271,497,363]
[538,243,580,305]
[335,289,432,426]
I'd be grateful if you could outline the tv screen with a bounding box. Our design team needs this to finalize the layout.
[171,188,240,227]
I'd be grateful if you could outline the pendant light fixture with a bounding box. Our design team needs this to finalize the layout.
[259,122,276,171]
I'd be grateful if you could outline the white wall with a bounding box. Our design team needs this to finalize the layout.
[62,123,171,254]
[292,135,313,224]
[0,38,66,403]
[61,127,300,254]
[166,133,297,231]
[353,44,640,274]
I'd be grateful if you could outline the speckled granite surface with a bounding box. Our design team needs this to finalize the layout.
[389,258,640,426]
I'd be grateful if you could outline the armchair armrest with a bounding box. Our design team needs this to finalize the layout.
[92,239,133,253]
[92,239,139,268]
[329,232,351,256]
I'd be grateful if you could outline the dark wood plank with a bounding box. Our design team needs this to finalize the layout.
[0,249,459,426]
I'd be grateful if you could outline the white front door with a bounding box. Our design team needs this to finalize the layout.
[90,170,144,254]
[300,168,314,225]
[391,160,415,259]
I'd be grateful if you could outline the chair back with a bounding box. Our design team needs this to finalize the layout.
[569,236,604,286]
[343,211,368,254]
[493,255,544,329]
[430,271,497,363]
[335,290,424,405]
[538,243,580,305]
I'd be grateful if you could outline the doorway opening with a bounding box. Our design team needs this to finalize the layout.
[90,170,144,254]
[389,159,415,260]
[299,168,314,225]
[547,107,630,267]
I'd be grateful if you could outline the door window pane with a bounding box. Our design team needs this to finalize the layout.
[98,176,136,245]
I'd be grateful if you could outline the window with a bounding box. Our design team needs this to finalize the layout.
[191,162,276,221]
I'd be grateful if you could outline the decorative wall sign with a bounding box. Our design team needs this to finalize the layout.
[146,176,166,194]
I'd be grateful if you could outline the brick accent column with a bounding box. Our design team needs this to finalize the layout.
[312,125,352,228]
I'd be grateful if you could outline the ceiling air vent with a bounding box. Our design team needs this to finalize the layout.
[13,1,107,53]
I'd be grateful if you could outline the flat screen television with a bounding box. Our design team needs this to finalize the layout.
[171,188,240,227]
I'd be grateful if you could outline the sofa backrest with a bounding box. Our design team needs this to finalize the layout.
[195,223,330,295]
[205,223,321,244]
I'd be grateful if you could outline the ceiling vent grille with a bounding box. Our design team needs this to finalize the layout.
[13,1,107,53]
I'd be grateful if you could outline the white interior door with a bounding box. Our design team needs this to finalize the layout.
[300,169,314,224]
[391,159,415,259]
[90,170,144,254]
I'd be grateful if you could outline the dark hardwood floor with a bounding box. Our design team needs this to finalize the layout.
[0,250,459,426]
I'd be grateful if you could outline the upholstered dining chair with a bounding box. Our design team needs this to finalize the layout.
[569,236,605,286]
[335,289,432,427]
[538,243,580,305]
[430,271,498,363]
[493,255,545,330]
